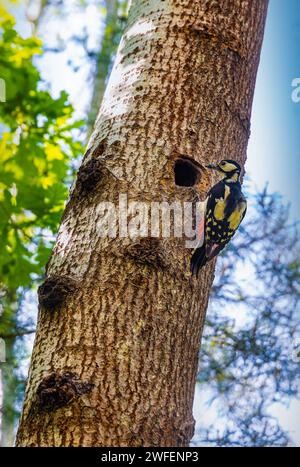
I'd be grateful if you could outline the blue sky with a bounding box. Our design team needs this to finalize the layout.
[247,0,300,220]
[231,0,300,443]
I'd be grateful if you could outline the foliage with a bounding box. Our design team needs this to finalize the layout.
[196,188,300,446]
[0,7,84,445]
[0,9,83,291]
[0,0,128,446]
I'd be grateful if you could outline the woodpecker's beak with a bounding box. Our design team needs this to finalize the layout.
[206,163,219,170]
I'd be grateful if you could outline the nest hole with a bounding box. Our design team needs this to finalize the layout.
[174,156,202,187]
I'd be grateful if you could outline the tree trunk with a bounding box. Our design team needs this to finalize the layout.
[16,0,268,447]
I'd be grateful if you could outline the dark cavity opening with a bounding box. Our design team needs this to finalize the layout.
[174,156,202,187]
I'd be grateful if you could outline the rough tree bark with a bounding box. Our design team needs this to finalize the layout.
[16,0,268,447]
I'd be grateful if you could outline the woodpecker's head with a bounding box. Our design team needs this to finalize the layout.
[206,159,241,182]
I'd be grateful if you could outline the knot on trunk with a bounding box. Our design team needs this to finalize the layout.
[37,372,94,412]
[77,138,122,194]
[38,275,77,311]
[76,157,103,194]
[126,238,167,269]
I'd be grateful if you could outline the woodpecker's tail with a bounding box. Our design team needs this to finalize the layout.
[190,245,208,276]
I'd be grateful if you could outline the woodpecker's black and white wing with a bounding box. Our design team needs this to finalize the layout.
[190,181,247,276]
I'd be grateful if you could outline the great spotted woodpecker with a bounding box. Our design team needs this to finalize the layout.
[191,159,247,276]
